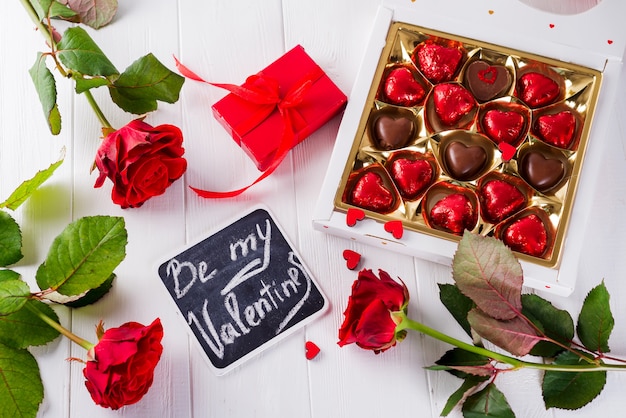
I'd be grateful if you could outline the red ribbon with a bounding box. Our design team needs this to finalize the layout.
[175,57,322,198]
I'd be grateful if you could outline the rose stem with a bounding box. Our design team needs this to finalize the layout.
[394,312,626,373]
[25,302,95,351]
[18,0,114,131]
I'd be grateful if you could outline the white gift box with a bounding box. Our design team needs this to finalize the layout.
[313,0,626,296]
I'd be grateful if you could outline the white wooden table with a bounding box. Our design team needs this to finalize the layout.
[4,0,626,417]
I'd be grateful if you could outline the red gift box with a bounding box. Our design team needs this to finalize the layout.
[211,45,347,171]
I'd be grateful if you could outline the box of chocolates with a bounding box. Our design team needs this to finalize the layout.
[314,0,626,295]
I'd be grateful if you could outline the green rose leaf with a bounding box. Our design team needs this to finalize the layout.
[57,26,118,76]
[63,0,118,29]
[35,216,127,296]
[438,283,474,337]
[452,232,523,321]
[577,282,613,353]
[462,382,515,418]
[0,152,64,211]
[434,348,491,379]
[0,270,20,283]
[468,308,542,357]
[0,280,30,316]
[0,212,23,267]
[542,350,606,410]
[29,52,61,135]
[0,300,60,348]
[62,273,115,308]
[109,53,185,114]
[0,343,43,418]
[30,0,76,20]
[440,376,487,417]
[73,75,110,94]
[522,294,574,358]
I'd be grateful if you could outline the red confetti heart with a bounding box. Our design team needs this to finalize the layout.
[384,220,404,239]
[549,23,555,28]
[346,208,365,227]
[342,249,361,270]
[498,142,517,161]
[305,341,320,360]
[608,40,614,45]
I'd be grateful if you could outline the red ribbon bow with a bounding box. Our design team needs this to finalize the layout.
[175,57,322,198]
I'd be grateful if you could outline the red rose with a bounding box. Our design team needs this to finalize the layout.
[83,318,164,410]
[94,119,187,208]
[338,269,409,353]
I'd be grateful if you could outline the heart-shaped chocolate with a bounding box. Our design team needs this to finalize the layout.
[350,172,396,212]
[381,66,426,107]
[481,109,526,146]
[413,42,463,84]
[443,141,488,181]
[389,158,434,199]
[534,110,576,149]
[371,111,415,150]
[516,72,560,108]
[518,150,567,193]
[432,83,476,126]
[429,193,476,234]
[501,214,549,257]
[465,60,512,102]
[478,179,526,224]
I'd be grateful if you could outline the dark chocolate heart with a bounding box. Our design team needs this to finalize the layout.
[465,61,511,102]
[350,172,395,212]
[443,141,488,181]
[372,113,415,150]
[381,67,426,107]
[518,151,566,193]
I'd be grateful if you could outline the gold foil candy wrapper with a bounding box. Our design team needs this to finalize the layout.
[335,22,601,267]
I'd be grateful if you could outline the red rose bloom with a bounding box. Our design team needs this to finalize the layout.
[338,269,409,353]
[94,119,187,208]
[83,318,164,410]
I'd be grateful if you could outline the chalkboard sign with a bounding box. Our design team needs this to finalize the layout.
[157,207,328,375]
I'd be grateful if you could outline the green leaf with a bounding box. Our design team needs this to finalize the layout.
[35,216,127,296]
[0,280,30,316]
[57,26,118,76]
[29,52,61,135]
[0,152,64,210]
[30,0,77,20]
[439,283,474,337]
[0,343,43,418]
[577,282,613,353]
[440,376,486,417]
[0,300,60,348]
[0,212,23,267]
[109,53,185,114]
[542,350,606,410]
[452,232,523,321]
[522,294,574,357]
[0,270,20,283]
[468,308,541,357]
[462,382,515,418]
[73,75,110,94]
[63,273,115,307]
[434,348,491,379]
[63,0,118,29]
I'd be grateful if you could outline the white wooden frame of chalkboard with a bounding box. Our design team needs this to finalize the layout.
[156,205,329,375]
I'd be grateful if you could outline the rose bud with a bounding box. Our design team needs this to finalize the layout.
[338,269,409,353]
[94,119,187,208]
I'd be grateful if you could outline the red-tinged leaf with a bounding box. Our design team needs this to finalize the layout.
[462,382,515,418]
[577,282,613,353]
[61,0,118,29]
[452,232,523,320]
[468,308,542,357]
[434,348,491,379]
[449,365,496,377]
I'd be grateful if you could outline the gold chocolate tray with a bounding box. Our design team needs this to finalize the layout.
[334,21,602,268]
